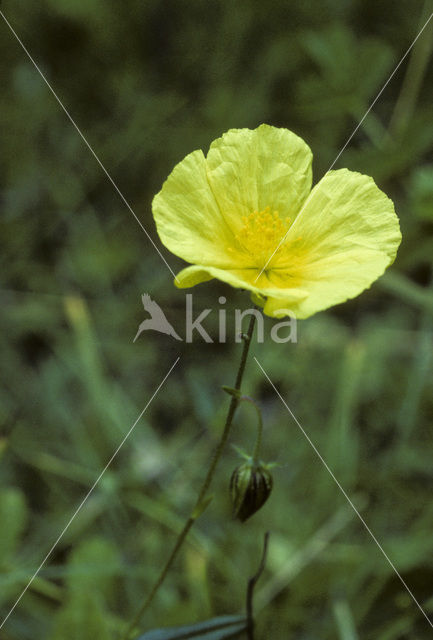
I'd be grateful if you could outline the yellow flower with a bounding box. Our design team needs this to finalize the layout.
[152,125,401,318]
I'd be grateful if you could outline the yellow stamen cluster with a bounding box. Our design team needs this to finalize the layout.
[234,206,291,267]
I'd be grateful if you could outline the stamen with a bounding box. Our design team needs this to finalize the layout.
[231,206,291,266]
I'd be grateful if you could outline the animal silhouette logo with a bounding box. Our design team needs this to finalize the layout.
[134,293,182,342]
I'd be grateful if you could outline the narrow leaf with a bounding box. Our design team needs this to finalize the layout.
[221,386,241,399]
[137,614,247,640]
[191,494,214,520]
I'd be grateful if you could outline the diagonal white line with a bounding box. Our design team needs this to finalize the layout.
[254,356,433,630]
[327,10,433,172]
[0,356,180,631]
[255,11,433,283]
[0,9,178,283]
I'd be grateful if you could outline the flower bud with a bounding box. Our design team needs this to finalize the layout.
[230,461,273,522]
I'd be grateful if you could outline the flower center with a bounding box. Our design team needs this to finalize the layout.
[234,206,291,267]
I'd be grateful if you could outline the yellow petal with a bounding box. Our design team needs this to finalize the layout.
[175,264,309,311]
[273,169,402,318]
[262,295,306,319]
[206,124,313,233]
[152,150,241,267]
[175,265,258,290]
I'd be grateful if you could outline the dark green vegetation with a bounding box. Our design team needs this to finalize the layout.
[1,1,433,638]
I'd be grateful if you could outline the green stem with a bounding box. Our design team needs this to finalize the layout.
[121,312,257,640]
[238,396,263,464]
[246,532,270,640]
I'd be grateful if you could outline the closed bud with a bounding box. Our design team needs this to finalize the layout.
[230,461,273,522]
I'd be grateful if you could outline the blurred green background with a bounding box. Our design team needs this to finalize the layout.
[1,1,433,638]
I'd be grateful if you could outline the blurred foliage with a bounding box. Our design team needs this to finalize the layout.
[1,1,433,639]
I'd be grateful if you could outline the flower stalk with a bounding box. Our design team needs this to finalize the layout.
[121,312,257,640]
[237,395,264,464]
[229,396,275,522]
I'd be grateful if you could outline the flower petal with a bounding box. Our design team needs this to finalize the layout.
[206,124,313,231]
[152,150,241,267]
[273,169,402,318]
[174,264,309,313]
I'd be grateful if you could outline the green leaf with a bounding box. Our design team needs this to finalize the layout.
[137,614,247,640]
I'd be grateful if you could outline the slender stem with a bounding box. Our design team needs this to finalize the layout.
[246,532,270,640]
[121,312,257,640]
[238,396,264,464]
